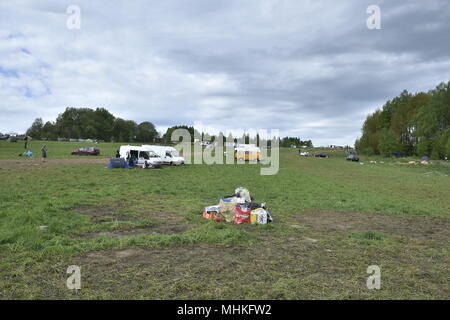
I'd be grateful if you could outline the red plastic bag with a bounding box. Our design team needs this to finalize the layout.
[234,204,251,224]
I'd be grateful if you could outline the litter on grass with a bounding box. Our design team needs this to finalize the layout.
[203,187,273,225]
[423,171,448,177]
[18,151,33,157]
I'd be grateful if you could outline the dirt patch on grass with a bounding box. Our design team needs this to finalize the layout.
[138,210,184,223]
[72,204,132,222]
[80,224,188,239]
[83,245,245,266]
[30,209,450,299]
[76,244,262,299]
[71,225,449,300]
[74,204,184,224]
[123,194,186,223]
[292,210,450,242]
[0,157,107,169]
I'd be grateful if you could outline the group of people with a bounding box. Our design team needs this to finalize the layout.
[116,149,134,166]
[22,136,47,162]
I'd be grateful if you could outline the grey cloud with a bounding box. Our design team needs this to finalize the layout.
[0,0,449,146]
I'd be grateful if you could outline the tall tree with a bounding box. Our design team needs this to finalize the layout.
[163,125,197,143]
[26,118,44,139]
[92,108,115,141]
[136,121,157,143]
[379,128,398,156]
[112,118,138,142]
[357,81,450,159]
[42,121,57,140]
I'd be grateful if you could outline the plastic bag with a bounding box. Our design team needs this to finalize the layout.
[219,198,237,223]
[234,204,251,224]
[203,205,224,222]
[234,187,251,203]
[219,197,237,212]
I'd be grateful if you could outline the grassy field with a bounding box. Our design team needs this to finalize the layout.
[0,140,449,299]
[0,140,129,159]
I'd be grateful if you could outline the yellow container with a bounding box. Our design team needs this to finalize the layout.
[250,212,257,224]
[251,208,268,224]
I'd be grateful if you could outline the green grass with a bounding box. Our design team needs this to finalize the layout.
[0,141,449,299]
[0,140,125,159]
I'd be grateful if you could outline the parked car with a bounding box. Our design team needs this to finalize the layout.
[299,151,310,157]
[392,152,406,157]
[346,155,359,162]
[119,145,163,167]
[141,145,185,165]
[71,147,100,156]
[314,153,329,158]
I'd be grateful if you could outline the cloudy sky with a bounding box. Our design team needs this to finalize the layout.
[1,0,449,146]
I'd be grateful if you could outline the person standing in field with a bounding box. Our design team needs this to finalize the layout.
[41,144,47,162]
[126,151,133,167]
[24,136,29,149]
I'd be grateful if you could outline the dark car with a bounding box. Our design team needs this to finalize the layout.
[71,147,100,156]
[346,155,359,162]
[315,153,329,158]
[392,152,406,157]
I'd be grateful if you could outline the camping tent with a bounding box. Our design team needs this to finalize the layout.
[107,158,131,169]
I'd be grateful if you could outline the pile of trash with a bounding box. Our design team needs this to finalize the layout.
[203,187,273,225]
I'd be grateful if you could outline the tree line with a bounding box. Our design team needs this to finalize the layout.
[279,137,313,148]
[25,107,314,147]
[355,81,450,159]
[162,127,313,147]
[27,107,158,143]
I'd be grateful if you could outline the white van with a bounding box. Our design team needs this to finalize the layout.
[141,145,185,165]
[119,145,163,167]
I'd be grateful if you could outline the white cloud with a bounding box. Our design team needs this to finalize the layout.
[0,0,449,146]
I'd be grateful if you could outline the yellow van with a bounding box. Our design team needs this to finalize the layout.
[235,148,262,161]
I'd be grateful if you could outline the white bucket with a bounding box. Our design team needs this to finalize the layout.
[256,210,267,224]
